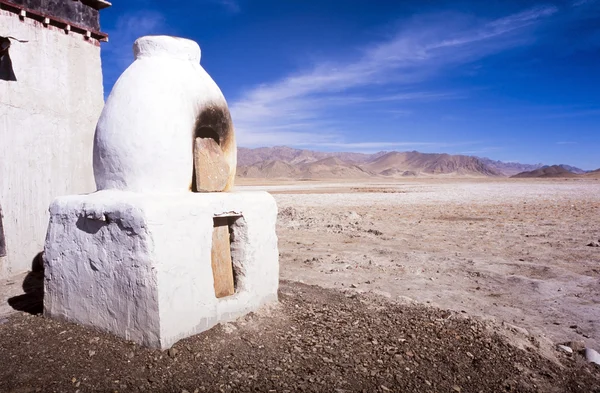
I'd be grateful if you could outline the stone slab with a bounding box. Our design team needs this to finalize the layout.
[43,190,279,349]
[194,137,230,192]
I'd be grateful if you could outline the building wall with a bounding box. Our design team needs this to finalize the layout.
[0,10,104,278]
[8,0,101,31]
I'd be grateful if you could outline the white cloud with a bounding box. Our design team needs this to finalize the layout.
[230,5,558,149]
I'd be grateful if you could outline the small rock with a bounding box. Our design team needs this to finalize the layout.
[88,350,96,357]
[586,241,600,247]
[503,322,529,336]
[568,340,586,352]
[557,345,573,354]
[168,348,178,358]
[452,386,462,392]
[585,348,600,365]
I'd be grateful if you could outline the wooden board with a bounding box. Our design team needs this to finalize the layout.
[194,137,230,192]
[211,217,235,298]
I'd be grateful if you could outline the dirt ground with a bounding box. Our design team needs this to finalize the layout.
[1,281,600,392]
[1,177,599,392]
[240,178,600,351]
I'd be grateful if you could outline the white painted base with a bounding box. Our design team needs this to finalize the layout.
[43,191,279,349]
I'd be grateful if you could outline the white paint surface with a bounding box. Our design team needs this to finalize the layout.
[44,191,279,349]
[93,35,237,193]
[0,12,104,278]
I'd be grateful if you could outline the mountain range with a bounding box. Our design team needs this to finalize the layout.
[236,146,595,179]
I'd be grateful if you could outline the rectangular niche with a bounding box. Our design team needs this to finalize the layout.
[211,215,243,298]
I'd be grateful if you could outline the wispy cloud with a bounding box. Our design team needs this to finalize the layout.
[230,5,559,149]
[572,0,595,7]
[556,141,578,145]
[213,0,241,13]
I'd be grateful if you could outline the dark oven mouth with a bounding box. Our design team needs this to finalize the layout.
[193,104,233,146]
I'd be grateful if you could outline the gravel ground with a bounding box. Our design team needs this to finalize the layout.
[264,179,600,350]
[1,281,599,393]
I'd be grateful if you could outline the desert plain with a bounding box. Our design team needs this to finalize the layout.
[242,177,600,351]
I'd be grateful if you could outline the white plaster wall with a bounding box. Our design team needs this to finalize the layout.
[0,11,104,278]
[44,191,279,349]
[147,192,279,348]
[44,193,161,346]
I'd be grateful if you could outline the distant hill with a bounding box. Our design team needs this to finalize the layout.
[236,159,299,178]
[238,147,499,178]
[364,151,500,177]
[298,157,372,178]
[557,164,586,174]
[583,169,600,179]
[511,165,579,178]
[236,146,595,180]
[476,158,543,177]
[237,146,387,166]
[237,156,372,179]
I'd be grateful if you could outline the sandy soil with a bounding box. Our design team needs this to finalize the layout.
[238,178,600,351]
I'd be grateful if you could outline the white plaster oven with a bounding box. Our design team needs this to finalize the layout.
[42,35,279,349]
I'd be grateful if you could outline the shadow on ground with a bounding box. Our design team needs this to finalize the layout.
[7,252,44,315]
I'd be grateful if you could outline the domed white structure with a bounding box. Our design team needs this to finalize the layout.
[93,36,237,193]
[42,36,279,349]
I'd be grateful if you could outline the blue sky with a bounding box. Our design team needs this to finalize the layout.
[99,0,600,169]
